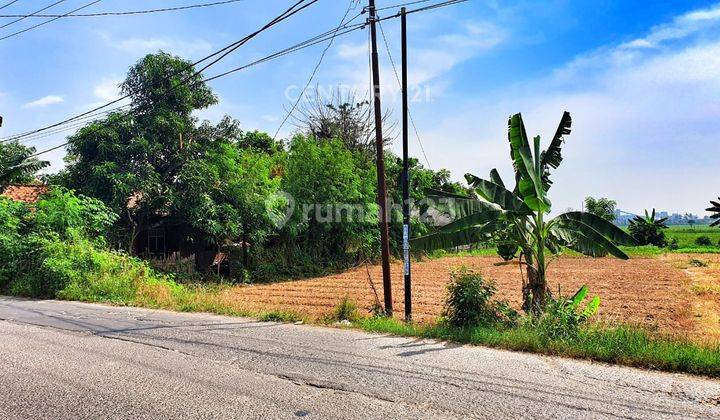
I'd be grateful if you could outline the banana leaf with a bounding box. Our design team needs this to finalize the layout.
[465,174,531,214]
[423,188,499,220]
[551,221,629,259]
[428,207,502,235]
[539,111,571,190]
[706,198,720,227]
[489,168,505,188]
[554,212,636,246]
[508,113,549,212]
[550,226,612,258]
[410,222,497,251]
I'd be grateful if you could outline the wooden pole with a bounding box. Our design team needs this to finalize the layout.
[368,0,393,316]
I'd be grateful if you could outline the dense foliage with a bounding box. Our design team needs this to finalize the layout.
[0,189,128,296]
[412,112,635,311]
[272,135,378,274]
[48,52,462,280]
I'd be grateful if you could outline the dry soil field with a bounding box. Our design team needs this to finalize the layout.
[219,254,720,341]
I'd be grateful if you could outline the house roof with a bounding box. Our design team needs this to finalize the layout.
[1,184,49,203]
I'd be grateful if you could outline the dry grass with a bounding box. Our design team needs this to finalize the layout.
[216,254,719,341]
[665,253,720,343]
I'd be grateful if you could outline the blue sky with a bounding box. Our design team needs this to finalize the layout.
[0,0,718,215]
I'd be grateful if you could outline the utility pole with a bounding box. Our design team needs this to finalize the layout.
[400,7,411,322]
[368,0,393,316]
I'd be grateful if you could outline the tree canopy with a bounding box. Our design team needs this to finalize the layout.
[584,197,617,222]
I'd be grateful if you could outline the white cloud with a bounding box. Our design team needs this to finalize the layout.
[334,19,505,93]
[111,36,212,57]
[93,77,122,101]
[23,95,64,109]
[619,3,720,49]
[337,42,367,59]
[415,6,720,215]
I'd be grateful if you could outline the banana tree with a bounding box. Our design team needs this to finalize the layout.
[707,198,720,227]
[0,142,49,188]
[628,209,669,246]
[411,112,635,312]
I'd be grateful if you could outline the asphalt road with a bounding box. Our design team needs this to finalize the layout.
[0,297,718,419]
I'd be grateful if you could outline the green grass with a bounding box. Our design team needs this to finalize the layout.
[665,225,720,248]
[424,247,498,259]
[355,317,720,378]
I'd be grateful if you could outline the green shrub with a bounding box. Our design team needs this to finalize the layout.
[530,285,600,340]
[332,296,359,322]
[32,188,118,240]
[695,235,713,246]
[442,267,517,328]
[0,198,27,289]
[8,234,165,303]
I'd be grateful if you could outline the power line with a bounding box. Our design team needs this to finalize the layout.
[12,0,465,147]
[0,0,20,11]
[0,0,102,42]
[273,0,361,140]
[25,0,469,158]
[11,106,131,144]
[0,0,66,29]
[377,13,431,169]
[1,0,316,143]
[0,0,245,18]
[27,22,367,155]
[404,0,468,15]
[375,0,433,12]
[23,0,320,155]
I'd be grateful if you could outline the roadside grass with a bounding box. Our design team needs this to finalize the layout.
[14,243,720,378]
[55,270,720,378]
[355,317,720,378]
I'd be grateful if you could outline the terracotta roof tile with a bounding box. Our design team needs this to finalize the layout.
[1,184,49,203]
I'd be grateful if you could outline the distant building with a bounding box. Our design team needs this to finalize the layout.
[613,208,712,226]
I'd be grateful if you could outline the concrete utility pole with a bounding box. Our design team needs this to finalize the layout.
[400,7,411,322]
[368,0,393,316]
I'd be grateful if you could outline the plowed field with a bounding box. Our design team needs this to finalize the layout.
[219,254,720,340]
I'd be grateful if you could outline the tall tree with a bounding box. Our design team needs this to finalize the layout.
[0,142,49,187]
[63,52,239,258]
[584,197,617,222]
[411,112,635,311]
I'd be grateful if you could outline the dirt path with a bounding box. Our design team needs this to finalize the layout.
[217,254,718,339]
[664,254,720,343]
